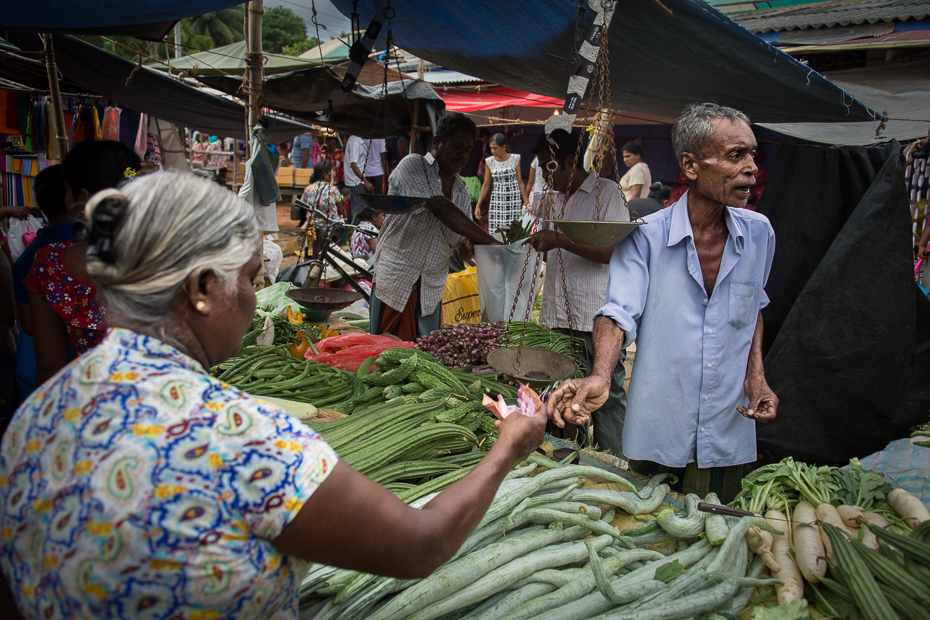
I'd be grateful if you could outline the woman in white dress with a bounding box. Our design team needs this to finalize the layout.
[475,134,529,235]
[618,141,652,200]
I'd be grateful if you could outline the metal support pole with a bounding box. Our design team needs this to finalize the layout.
[43,34,69,159]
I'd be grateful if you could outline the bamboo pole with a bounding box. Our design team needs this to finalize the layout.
[43,34,69,159]
[247,0,264,131]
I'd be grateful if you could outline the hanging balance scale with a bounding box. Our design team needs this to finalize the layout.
[490,0,637,388]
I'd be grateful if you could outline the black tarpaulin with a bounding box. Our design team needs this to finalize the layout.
[329,0,878,124]
[198,70,445,139]
[756,142,930,465]
[32,35,310,142]
[0,0,243,41]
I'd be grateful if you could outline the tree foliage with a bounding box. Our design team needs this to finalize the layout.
[262,6,311,54]
[80,7,317,62]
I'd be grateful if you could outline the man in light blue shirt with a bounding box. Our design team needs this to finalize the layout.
[292,132,315,168]
[547,103,778,501]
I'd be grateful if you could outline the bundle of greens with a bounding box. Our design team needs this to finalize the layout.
[496,218,535,245]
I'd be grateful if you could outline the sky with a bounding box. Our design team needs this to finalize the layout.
[264,0,353,42]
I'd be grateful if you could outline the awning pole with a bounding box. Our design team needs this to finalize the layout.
[43,34,69,159]
[246,0,264,132]
[410,100,420,153]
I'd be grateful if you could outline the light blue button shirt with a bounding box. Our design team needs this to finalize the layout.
[595,191,776,468]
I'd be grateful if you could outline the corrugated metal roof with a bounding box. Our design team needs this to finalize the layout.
[731,0,930,33]
[422,70,482,84]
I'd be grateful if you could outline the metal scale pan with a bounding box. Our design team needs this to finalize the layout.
[548,220,645,247]
[355,194,427,214]
[487,346,579,390]
[286,288,363,322]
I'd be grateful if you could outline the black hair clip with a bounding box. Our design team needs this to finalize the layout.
[76,193,128,264]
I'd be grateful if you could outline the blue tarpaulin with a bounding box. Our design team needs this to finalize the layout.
[330,0,879,124]
[0,1,243,40]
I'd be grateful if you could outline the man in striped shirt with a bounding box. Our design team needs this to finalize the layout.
[527,129,631,452]
[370,113,500,341]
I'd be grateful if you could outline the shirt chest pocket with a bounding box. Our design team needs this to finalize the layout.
[728,283,759,329]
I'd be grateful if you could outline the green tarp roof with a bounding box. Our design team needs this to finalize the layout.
[149,40,318,77]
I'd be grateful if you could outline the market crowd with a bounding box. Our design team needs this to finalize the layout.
[0,102,778,618]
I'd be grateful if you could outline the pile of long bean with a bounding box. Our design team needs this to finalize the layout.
[305,398,489,496]
[211,345,353,407]
[299,455,779,620]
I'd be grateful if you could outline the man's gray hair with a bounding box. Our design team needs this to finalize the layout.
[671,103,751,160]
[85,171,260,343]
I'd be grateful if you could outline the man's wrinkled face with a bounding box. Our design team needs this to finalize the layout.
[689,119,758,209]
[432,130,475,176]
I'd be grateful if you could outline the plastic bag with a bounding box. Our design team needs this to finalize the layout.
[442,267,481,325]
[474,240,543,323]
[7,215,45,261]
[262,239,284,284]
[306,334,413,372]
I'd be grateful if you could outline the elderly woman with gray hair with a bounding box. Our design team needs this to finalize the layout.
[0,172,544,619]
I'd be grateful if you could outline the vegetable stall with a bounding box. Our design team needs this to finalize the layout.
[211,305,930,620]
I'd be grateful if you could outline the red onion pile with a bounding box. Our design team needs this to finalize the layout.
[415,322,506,368]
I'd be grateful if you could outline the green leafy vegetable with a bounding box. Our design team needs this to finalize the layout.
[750,599,814,620]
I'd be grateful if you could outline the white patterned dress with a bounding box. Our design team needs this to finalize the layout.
[486,154,522,233]
[0,328,337,619]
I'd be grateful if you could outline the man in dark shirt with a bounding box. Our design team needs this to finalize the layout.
[12,164,73,398]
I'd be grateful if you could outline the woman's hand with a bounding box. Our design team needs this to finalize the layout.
[0,206,30,220]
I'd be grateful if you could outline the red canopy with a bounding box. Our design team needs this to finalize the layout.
[440,87,563,112]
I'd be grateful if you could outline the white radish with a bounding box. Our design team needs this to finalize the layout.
[887,488,930,528]
[836,505,864,529]
[858,511,889,551]
[815,503,848,564]
[793,501,827,583]
[765,509,804,605]
[746,525,780,572]
[817,503,862,536]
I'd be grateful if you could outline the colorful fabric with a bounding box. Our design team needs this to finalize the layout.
[0,328,338,619]
[301,182,343,229]
[350,220,378,262]
[101,106,121,141]
[24,242,106,354]
[486,154,522,233]
[375,153,471,314]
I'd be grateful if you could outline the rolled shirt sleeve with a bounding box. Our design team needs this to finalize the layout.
[594,230,651,347]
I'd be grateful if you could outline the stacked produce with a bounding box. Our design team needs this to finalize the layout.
[304,398,492,499]
[729,456,930,616]
[211,345,353,407]
[328,347,518,416]
[242,312,322,348]
[415,322,507,368]
[298,454,783,620]
[501,322,587,375]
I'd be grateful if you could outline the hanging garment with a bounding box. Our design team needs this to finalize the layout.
[68,104,81,148]
[239,124,281,232]
[34,99,47,156]
[92,106,102,141]
[134,113,148,157]
[101,106,120,141]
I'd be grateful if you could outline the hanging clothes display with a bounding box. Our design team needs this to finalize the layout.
[34,98,47,157]
[134,112,148,158]
[92,106,102,141]
[101,106,120,141]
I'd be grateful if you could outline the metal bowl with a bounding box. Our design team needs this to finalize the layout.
[286,288,363,321]
[355,194,427,214]
[487,346,579,390]
[548,220,645,246]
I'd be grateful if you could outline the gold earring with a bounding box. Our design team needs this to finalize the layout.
[195,301,207,313]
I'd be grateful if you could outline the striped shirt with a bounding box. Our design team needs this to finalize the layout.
[374,153,470,314]
[538,171,630,332]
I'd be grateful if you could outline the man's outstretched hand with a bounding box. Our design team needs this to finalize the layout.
[545,376,610,429]
[739,373,778,422]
